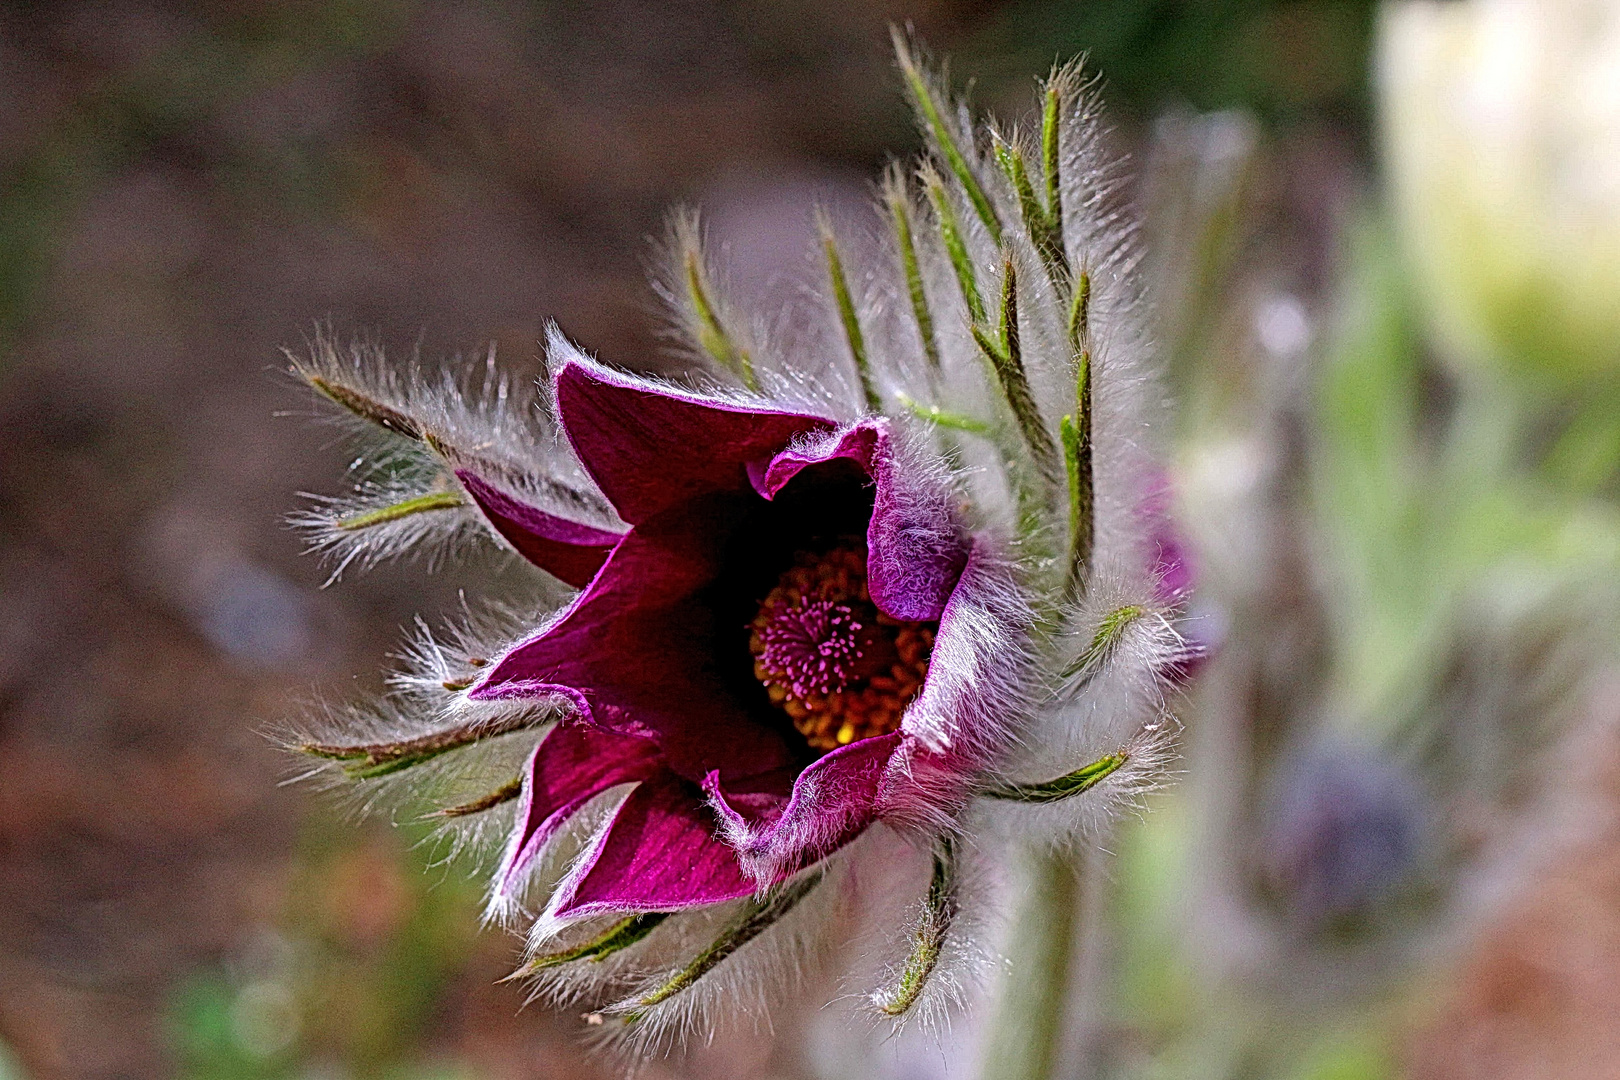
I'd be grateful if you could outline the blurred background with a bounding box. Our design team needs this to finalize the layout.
[2,1,1618,1077]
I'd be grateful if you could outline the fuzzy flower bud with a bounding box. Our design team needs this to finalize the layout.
[1379,0,1620,384]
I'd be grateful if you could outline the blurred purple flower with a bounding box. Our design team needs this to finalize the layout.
[1262,741,1428,931]
[1141,470,1209,682]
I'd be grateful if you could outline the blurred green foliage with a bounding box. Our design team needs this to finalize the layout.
[169,817,486,1079]
[0,1041,26,1080]
[970,0,1378,123]
[1314,218,1620,747]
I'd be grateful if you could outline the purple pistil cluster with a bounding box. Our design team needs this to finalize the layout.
[754,597,867,700]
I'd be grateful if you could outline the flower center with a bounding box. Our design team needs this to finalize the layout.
[749,545,935,752]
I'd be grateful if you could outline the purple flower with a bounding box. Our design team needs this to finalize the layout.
[459,362,998,918]
[286,36,1191,1042]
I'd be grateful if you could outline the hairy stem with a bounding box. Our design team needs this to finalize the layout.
[623,871,822,1018]
[1042,81,1063,226]
[821,222,882,412]
[896,391,993,434]
[894,29,1001,243]
[307,376,423,440]
[974,259,1059,483]
[888,185,942,370]
[436,775,523,817]
[995,138,1067,285]
[683,248,758,391]
[984,751,1127,803]
[300,712,546,780]
[1067,271,1094,589]
[513,913,670,976]
[925,169,987,325]
[876,836,958,1016]
[1062,603,1148,680]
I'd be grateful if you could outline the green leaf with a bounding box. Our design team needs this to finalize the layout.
[1062,604,1146,679]
[683,247,758,391]
[985,751,1128,803]
[887,180,942,370]
[436,775,522,818]
[336,490,465,531]
[821,221,881,412]
[299,713,545,781]
[622,871,823,1019]
[977,260,1060,483]
[894,29,1001,243]
[308,375,422,440]
[512,913,669,976]
[925,169,986,325]
[896,391,993,434]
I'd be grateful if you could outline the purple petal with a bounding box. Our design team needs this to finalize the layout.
[873,737,978,835]
[754,420,966,622]
[706,731,901,881]
[554,771,757,918]
[1138,470,1195,603]
[468,495,796,782]
[1137,470,1210,679]
[457,470,623,588]
[492,722,665,903]
[554,361,833,525]
[893,540,1025,790]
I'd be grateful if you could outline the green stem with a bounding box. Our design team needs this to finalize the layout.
[975,259,1059,484]
[1063,604,1147,680]
[623,871,823,1019]
[436,775,522,817]
[995,138,1067,285]
[683,248,758,391]
[1067,270,1091,349]
[1061,413,1083,545]
[978,846,1081,1080]
[307,376,422,440]
[300,712,544,780]
[1042,82,1063,225]
[889,186,942,370]
[1068,272,1094,589]
[513,913,670,976]
[896,391,992,434]
[984,751,1128,803]
[925,170,986,325]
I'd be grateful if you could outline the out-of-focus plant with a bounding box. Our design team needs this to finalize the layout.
[0,1040,26,1080]
[1086,3,1620,1076]
[1379,0,1620,397]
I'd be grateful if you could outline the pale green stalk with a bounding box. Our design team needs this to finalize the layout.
[979,846,1082,1080]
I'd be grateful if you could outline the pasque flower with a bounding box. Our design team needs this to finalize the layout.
[287,32,1191,1050]
[463,366,1016,917]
